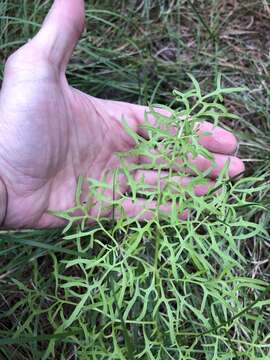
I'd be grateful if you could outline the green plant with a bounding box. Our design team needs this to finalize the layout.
[24,76,267,359]
[1,1,270,358]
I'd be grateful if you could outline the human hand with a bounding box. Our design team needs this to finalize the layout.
[0,0,244,228]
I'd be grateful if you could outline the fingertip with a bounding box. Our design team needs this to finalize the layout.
[215,127,238,154]
[197,122,238,155]
[228,157,245,178]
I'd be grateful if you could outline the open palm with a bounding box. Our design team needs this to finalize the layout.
[0,0,244,229]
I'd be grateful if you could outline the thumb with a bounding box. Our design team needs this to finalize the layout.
[32,0,85,70]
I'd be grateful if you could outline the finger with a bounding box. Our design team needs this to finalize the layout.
[31,0,85,70]
[91,100,238,156]
[195,121,237,155]
[134,170,216,196]
[85,170,216,222]
[86,181,188,221]
[114,198,188,221]
[127,103,238,155]
[139,151,245,179]
[187,153,245,179]
[195,122,237,154]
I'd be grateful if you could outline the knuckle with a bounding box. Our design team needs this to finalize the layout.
[5,51,21,69]
[4,44,32,71]
[4,44,58,81]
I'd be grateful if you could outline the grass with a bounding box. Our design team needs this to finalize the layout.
[0,0,270,359]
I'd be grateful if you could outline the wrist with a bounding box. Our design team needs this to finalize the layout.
[0,177,8,227]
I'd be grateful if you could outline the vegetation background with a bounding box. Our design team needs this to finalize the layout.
[0,0,270,359]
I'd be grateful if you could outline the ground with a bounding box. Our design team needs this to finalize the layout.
[0,1,270,359]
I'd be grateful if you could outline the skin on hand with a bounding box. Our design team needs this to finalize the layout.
[0,0,245,229]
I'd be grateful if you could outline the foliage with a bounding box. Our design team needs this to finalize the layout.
[1,1,270,359]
